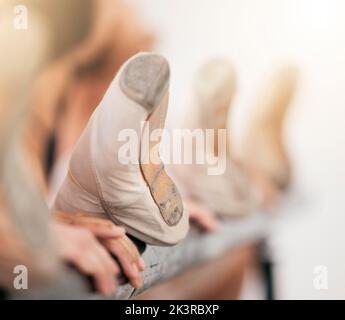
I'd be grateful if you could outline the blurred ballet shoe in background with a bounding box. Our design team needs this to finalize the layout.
[240,66,299,191]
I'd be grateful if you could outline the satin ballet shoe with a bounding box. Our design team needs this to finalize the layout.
[55,52,189,246]
[194,58,236,134]
[173,160,257,218]
[240,66,299,190]
[172,59,257,218]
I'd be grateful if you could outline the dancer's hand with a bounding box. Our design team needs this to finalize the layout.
[55,212,145,289]
[187,199,220,233]
[54,221,120,296]
[101,235,145,289]
[55,211,125,238]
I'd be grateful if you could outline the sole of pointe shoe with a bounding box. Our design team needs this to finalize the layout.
[119,53,184,227]
[120,54,170,112]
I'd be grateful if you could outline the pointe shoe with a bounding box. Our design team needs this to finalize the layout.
[194,58,236,134]
[240,66,299,190]
[173,59,257,217]
[55,52,189,246]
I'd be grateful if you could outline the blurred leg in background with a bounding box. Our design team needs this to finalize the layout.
[0,0,68,292]
[0,0,129,298]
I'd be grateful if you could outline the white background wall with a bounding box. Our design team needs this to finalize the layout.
[129,0,345,299]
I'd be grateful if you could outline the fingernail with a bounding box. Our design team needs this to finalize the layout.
[137,277,143,288]
[130,264,142,288]
[112,226,125,234]
[138,258,145,271]
[134,275,143,288]
[131,262,139,276]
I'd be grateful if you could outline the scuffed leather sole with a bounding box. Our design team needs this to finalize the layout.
[120,54,170,112]
[120,53,183,227]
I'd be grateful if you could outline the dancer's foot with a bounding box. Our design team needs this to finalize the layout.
[55,53,189,245]
[240,66,299,190]
[174,59,256,218]
[194,58,236,149]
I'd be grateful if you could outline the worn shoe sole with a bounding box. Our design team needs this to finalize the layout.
[119,53,184,227]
